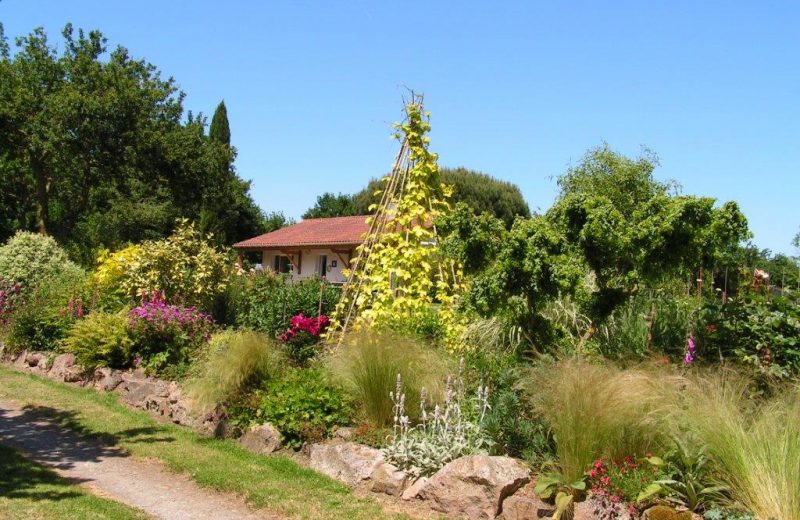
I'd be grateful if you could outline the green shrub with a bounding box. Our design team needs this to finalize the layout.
[61,311,133,370]
[483,387,553,466]
[233,272,340,337]
[680,372,800,520]
[6,270,87,351]
[229,367,351,449]
[698,294,800,376]
[521,358,673,484]
[0,231,82,291]
[326,330,449,427]
[187,330,287,411]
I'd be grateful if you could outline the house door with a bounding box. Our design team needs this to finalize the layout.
[319,254,327,277]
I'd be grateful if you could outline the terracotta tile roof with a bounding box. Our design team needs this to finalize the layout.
[233,215,371,249]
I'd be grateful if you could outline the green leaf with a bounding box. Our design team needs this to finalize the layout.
[636,483,663,503]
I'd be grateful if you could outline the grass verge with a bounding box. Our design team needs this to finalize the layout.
[0,444,148,520]
[0,365,405,520]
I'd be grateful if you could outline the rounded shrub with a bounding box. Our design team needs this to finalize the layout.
[0,231,82,290]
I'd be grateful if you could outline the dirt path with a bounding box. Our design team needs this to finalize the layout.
[0,398,281,520]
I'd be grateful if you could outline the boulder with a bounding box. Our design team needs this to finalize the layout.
[401,477,428,501]
[239,423,282,455]
[369,462,407,496]
[309,442,384,486]
[49,353,84,383]
[119,372,171,415]
[333,426,355,440]
[92,367,123,392]
[501,494,555,519]
[201,405,231,438]
[24,351,45,368]
[419,455,530,520]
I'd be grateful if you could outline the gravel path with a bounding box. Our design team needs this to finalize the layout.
[0,398,280,520]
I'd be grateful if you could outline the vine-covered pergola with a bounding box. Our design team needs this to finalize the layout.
[327,94,465,347]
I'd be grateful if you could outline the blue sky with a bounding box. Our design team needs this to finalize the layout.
[3,1,798,254]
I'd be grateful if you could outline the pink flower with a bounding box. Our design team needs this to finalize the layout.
[683,334,696,365]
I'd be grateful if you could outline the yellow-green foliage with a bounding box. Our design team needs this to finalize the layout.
[93,245,141,294]
[679,372,800,520]
[187,330,287,411]
[329,97,466,348]
[643,505,692,520]
[102,220,230,309]
[522,358,675,484]
[326,329,449,427]
[61,311,133,369]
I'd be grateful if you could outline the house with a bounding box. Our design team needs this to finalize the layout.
[233,215,370,284]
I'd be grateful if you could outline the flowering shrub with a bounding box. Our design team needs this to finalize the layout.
[0,279,22,325]
[231,273,340,336]
[128,292,215,376]
[278,313,329,364]
[6,270,87,351]
[587,456,665,512]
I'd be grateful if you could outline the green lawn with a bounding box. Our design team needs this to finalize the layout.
[0,444,149,520]
[0,366,406,520]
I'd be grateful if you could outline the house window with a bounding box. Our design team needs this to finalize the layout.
[273,255,292,274]
[318,254,328,277]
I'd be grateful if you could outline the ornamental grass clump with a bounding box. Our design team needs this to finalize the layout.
[327,329,449,428]
[188,330,287,411]
[679,372,800,520]
[522,358,674,485]
[383,363,492,479]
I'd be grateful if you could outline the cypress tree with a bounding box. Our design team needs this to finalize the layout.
[209,100,231,146]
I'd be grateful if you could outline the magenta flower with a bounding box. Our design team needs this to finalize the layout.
[684,334,696,365]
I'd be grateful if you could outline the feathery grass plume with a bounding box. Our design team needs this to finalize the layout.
[326,329,450,427]
[188,329,287,411]
[522,358,675,483]
[679,371,800,520]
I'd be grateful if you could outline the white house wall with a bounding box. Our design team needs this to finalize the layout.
[261,248,350,284]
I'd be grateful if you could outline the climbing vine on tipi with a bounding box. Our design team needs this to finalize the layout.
[328,95,465,348]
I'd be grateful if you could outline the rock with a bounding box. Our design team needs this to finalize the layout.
[576,493,634,520]
[369,462,407,496]
[118,372,171,416]
[92,367,123,392]
[24,352,45,368]
[309,442,384,486]
[13,350,29,369]
[239,423,282,455]
[201,405,231,438]
[401,477,428,501]
[419,455,530,520]
[49,353,84,382]
[642,505,692,520]
[333,426,355,440]
[501,494,555,519]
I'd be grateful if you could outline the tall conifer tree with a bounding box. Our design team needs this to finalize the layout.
[209,101,231,146]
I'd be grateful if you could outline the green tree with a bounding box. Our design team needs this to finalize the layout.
[307,168,530,226]
[209,100,231,146]
[0,25,266,260]
[302,193,358,219]
[549,144,750,319]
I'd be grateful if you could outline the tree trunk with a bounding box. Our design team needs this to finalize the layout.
[33,159,50,235]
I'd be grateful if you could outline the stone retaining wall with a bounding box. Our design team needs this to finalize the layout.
[0,346,218,433]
